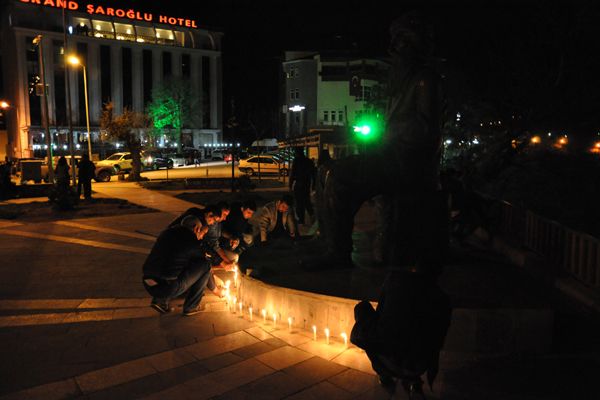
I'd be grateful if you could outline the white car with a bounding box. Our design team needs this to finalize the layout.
[96,152,133,172]
[238,155,288,176]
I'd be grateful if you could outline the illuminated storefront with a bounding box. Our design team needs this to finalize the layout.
[0,0,223,159]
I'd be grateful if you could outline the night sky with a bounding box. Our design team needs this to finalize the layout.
[84,1,600,139]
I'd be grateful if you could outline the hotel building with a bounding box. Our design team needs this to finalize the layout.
[0,0,223,160]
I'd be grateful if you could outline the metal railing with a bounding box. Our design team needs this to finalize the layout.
[498,201,600,289]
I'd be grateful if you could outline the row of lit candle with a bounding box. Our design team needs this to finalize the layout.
[223,269,349,347]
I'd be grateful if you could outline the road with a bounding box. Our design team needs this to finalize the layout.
[138,161,283,180]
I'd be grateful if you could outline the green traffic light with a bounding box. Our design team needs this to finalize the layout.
[352,113,383,142]
[354,125,372,135]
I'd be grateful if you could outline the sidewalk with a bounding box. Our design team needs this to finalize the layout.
[91,181,200,216]
[1,182,600,399]
[0,183,404,400]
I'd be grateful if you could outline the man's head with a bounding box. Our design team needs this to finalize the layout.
[180,215,208,240]
[215,201,231,221]
[202,206,219,226]
[277,194,293,213]
[241,200,257,219]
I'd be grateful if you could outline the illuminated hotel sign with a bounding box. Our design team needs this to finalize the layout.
[18,0,199,28]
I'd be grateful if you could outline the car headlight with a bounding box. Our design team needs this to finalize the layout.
[146,156,153,163]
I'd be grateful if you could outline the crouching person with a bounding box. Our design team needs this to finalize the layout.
[142,215,213,316]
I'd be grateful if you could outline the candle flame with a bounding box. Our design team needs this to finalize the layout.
[341,332,348,347]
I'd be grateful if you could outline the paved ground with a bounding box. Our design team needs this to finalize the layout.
[1,183,600,399]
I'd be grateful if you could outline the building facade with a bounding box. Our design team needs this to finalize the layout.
[0,0,223,160]
[280,51,389,159]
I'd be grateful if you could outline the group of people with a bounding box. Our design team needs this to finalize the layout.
[54,154,96,200]
[141,195,303,315]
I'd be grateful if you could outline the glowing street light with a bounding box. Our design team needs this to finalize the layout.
[67,55,92,159]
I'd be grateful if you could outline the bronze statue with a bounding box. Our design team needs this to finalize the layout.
[314,11,447,271]
[314,12,452,398]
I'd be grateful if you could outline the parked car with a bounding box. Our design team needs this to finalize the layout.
[165,153,186,167]
[182,147,202,165]
[95,152,133,173]
[142,151,173,170]
[210,151,224,161]
[238,155,288,176]
[40,155,114,183]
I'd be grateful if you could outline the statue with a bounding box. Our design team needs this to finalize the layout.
[313,11,447,271]
[313,12,452,398]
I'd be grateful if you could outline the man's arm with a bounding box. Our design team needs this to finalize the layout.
[257,206,272,242]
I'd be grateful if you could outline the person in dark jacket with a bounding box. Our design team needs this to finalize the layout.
[222,200,257,253]
[77,154,96,200]
[142,215,213,316]
[167,206,227,298]
[289,148,316,225]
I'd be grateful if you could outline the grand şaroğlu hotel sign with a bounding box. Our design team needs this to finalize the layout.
[18,0,199,28]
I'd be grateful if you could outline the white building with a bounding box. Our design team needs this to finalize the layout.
[282,51,388,135]
[0,0,223,160]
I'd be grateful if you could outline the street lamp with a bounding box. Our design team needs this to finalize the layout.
[67,55,92,160]
[32,35,54,183]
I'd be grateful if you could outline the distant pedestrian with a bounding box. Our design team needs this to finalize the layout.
[0,158,15,200]
[77,154,95,200]
[289,148,315,225]
[54,156,70,191]
[142,215,214,316]
[314,150,335,235]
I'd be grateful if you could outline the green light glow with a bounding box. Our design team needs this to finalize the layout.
[352,113,384,142]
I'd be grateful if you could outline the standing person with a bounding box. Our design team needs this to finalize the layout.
[289,148,315,225]
[142,215,220,316]
[314,150,335,236]
[77,154,95,200]
[54,156,70,190]
[253,194,296,245]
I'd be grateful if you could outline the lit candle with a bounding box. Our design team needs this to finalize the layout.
[261,309,266,323]
[232,296,237,313]
[312,325,317,341]
[225,280,231,290]
[288,317,293,332]
[272,312,277,327]
[324,328,330,345]
[238,301,243,315]
[233,268,238,287]
[249,307,253,321]
[341,332,348,348]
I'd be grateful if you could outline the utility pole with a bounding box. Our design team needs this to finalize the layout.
[63,7,77,187]
[33,35,54,183]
